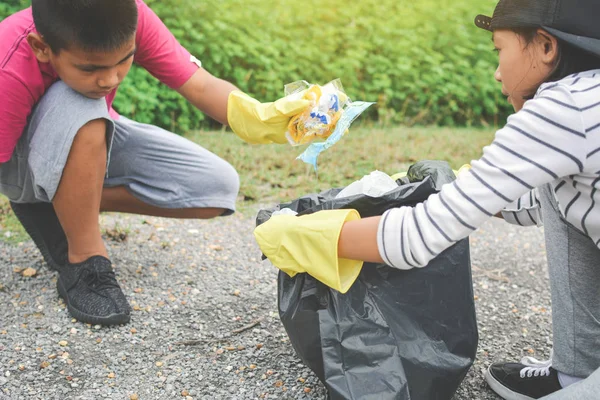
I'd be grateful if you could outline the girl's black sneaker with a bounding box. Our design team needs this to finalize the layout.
[485,356,563,400]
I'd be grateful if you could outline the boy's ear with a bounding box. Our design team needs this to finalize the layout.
[26,33,52,63]
[537,29,559,65]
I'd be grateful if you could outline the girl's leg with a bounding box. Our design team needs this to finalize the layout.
[540,366,600,399]
[539,183,600,378]
[485,183,600,399]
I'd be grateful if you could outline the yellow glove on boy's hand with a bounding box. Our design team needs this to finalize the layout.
[227,91,311,144]
[254,209,364,293]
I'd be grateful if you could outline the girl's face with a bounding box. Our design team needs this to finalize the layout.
[493,29,557,112]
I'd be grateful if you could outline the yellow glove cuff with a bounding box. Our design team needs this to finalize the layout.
[227,91,269,144]
[254,209,364,294]
[227,91,310,145]
[306,209,363,294]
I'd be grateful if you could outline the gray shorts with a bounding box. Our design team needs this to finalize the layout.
[0,81,239,214]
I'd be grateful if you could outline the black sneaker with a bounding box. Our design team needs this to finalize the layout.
[10,202,68,270]
[485,356,563,400]
[57,255,131,325]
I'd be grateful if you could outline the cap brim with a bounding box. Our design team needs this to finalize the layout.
[544,27,600,58]
[475,15,492,32]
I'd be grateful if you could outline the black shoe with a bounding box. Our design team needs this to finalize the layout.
[57,256,131,325]
[10,202,68,270]
[485,356,563,400]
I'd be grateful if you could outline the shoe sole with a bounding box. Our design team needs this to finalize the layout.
[11,204,61,271]
[485,366,536,400]
[57,279,131,326]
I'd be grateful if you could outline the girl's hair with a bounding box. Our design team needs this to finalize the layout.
[514,27,600,99]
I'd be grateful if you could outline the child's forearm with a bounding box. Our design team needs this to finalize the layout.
[178,68,239,125]
[338,216,385,264]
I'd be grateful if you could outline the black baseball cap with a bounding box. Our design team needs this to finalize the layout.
[475,0,600,57]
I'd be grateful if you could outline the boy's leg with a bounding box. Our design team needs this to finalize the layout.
[2,83,239,325]
[101,186,225,219]
[485,183,600,399]
[1,81,129,325]
[10,119,109,265]
[100,116,239,219]
[53,118,108,262]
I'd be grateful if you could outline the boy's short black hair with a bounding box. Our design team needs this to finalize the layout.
[32,0,138,53]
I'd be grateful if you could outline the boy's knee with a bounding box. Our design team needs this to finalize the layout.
[22,82,114,203]
[185,157,239,214]
[220,162,241,200]
[39,81,104,111]
[208,160,240,204]
[74,119,110,149]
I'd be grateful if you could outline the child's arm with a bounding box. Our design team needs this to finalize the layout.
[335,189,541,264]
[338,216,384,264]
[133,0,309,143]
[499,189,542,226]
[177,68,310,143]
[256,84,587,275]
[176,68,237,125]
[0,72,35,163]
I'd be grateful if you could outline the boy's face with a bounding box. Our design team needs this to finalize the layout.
[28,34,136,99]
[492,29,555,112]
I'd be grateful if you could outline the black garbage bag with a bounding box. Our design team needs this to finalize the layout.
[256,163,478,400]
[406,160,456,188]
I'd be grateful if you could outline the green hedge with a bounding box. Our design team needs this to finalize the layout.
[1,0,510,132]
[0,0,27,18]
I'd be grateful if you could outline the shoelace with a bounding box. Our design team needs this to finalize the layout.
[520,355,553,378]
[68,265,120,299]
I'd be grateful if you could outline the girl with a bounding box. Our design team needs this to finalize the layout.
[254,0,600,398]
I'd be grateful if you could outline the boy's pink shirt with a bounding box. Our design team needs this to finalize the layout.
[0,0,200,162]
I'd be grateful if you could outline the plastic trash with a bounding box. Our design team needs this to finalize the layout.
[335,170,398,199]
[283,79,375,171]
[271,208,299,217]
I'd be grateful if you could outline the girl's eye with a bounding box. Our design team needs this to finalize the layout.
[493,48,500,53]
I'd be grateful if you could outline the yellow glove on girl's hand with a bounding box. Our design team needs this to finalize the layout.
[227,91,311,144]
[253,209,364,293]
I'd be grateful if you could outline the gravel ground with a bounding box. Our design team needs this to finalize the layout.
[0,208,552,400]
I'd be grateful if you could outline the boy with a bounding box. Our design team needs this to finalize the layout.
[0,0,308,326]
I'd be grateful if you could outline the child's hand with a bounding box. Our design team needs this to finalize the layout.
[227,91,311,144]
[254,209,364,293]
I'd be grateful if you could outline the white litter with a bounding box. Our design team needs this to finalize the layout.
[335,170,398,199]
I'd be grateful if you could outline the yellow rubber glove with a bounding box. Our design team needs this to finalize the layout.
[254,209,364,294]
[227,91,311,144]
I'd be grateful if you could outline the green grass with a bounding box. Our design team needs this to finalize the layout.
[0,201,29,244]
[0,126,496,242]
[190,125,495,206]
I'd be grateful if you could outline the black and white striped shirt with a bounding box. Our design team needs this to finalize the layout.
[377,70,600,270]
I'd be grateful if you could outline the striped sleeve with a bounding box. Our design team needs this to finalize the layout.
[501,189,542,227]
[377,84,587,270]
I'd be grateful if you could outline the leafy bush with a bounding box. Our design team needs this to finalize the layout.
[2,0,510,132]
[0,0,28,17]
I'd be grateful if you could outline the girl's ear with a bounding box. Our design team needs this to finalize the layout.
[26,33,52,63]
[536,28,559,65]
